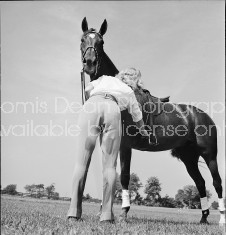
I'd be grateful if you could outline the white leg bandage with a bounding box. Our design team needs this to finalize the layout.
[122,190,130,208]
[219,213,225,224]
[200,197,209,211]
[218,198,225,211]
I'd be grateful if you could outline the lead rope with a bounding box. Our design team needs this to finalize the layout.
[81,68,85,105]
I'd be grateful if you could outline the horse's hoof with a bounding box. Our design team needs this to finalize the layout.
[200,218,209,224]
[200,209,209,224]
[119,215,127,223]
[119,207,130,222]
[119,212,127,222]
[68,216,83,223]
[100,220,115,224]
[122,206,130,213]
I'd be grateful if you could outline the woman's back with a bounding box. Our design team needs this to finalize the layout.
[90,75,133,97]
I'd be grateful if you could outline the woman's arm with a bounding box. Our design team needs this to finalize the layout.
[134,119,149,136]
[127,92,149,137]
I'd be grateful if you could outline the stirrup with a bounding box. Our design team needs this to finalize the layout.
[149,133,159,146]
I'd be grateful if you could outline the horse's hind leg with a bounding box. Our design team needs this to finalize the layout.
[181,152,210,224]
[194,115,225,225]
[201,150,225,225]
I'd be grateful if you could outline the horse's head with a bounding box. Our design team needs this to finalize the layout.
[81,17,107,79]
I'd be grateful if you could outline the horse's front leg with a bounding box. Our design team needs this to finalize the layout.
[119,146,132,221]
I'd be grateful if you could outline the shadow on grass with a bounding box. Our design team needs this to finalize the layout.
[121,216,216,226]
[75,214,215,227]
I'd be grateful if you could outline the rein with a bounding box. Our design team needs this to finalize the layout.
[81,68,86,104]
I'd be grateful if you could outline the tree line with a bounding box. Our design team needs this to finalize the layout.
[1,173,223,209]
[1,183,61,200]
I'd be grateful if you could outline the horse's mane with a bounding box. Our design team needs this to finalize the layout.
[102,52,119,75]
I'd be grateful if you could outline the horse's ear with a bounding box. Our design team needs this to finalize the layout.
[82,17,88,32]
[99,19,107,36]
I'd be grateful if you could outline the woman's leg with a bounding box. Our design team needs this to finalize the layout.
[67,102,100,218]
[100,102,121,221]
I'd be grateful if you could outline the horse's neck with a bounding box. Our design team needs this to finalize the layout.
[102,52,119,76]
[90,51,118,81]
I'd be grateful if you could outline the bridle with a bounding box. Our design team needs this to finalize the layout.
[81,31,103,77]
[80,31,103,104]
[81,46,102,78]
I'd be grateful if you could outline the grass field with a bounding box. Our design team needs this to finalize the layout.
[1,195,225,235]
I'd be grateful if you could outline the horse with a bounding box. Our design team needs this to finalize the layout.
[80,17,225,225]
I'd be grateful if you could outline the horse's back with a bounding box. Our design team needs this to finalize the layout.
[121,90,217,151]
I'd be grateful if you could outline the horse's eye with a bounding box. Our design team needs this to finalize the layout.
[81,39,84,43]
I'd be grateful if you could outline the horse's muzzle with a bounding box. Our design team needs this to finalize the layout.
[85,58,97,67]
[83,59,98,75]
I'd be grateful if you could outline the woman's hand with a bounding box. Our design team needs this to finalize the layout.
[85,83,94,100]
[140,129,149,137]
[135,119,149,137]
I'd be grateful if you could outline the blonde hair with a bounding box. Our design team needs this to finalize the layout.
[116,67,144,90]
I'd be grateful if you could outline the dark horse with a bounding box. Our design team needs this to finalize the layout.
[80,17,225,225]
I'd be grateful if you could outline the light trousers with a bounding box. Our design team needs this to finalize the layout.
[67,96,121,221]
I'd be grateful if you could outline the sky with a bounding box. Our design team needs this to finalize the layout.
[1,1,225,203]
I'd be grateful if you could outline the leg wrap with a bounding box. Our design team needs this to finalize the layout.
[218,198,225,225]
[122,190,130,208]
[200,197,209,211]
[218,198,225,211]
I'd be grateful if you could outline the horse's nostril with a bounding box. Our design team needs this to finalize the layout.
[83,58,97,67]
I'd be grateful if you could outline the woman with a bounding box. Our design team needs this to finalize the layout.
[67,68,152,222]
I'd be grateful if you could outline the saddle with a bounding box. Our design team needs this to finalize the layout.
[132,88,169,129]
[135,88,170,117]
[146,90,169,116]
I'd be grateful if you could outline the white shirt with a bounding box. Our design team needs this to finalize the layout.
[90,75,142,122]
